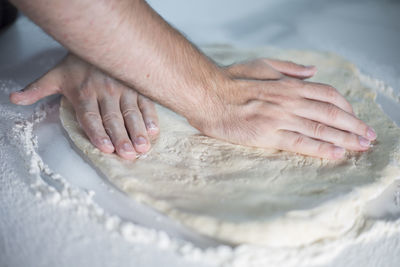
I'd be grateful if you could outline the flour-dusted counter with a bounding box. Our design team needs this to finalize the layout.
[1,1,400,266]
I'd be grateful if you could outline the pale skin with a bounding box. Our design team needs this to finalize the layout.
[10,0,377,159]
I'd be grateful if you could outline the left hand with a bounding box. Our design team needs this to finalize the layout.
[10,53,159,160]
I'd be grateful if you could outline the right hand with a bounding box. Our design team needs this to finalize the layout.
[190,58,376,159]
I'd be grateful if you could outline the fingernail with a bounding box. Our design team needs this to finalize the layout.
[333,146,345,159]
[146,121,158,130]
[134,136,147,146]
[122,142,135,154]
[358,136,370,148]
[366,127,377,140]
[102,138,114,148]
[305,65,315,69]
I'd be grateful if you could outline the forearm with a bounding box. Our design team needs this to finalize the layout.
[11,0,229,123]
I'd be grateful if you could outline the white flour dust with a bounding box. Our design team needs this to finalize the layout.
[4,93,234,266]
[2,68,400,267]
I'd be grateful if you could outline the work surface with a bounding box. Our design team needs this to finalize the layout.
[1,1,400,266]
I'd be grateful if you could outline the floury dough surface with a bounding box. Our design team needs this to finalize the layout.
[60,46,400,247]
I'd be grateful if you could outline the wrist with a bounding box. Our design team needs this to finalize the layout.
[185,69,237,134]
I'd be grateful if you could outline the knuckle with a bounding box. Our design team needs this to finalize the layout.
[244,99,264,110]
[292,135,305,147]
[78,84,95,100]
[120,92,138,107]
[326,103,339,121]
[81,111,101,122]
[254,86,265,100]
[102,111,122,123]
[325,86,339,100]
[122,108,140,118]
[258,106,283,128]
[269,94,292,105]
[138,97,152,110]
[103,77,121,96]
[313,123,326,138]
[282,96,299,108]
[226,64,241,77]
[122,89,138,100]
[286,79,306,93]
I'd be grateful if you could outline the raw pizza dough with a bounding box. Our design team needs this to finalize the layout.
[60,46,400,247]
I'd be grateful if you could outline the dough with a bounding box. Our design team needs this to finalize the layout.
[60,46,400,247]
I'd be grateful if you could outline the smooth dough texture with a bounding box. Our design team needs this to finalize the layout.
[60,46,400,247]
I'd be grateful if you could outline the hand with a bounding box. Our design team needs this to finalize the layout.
[10,53,159,160]
[190,58,376,159]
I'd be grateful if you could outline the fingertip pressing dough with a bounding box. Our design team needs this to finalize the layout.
[60,46,400,247]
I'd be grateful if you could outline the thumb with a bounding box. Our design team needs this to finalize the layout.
[10,68,63,105]
[264,59,317,79]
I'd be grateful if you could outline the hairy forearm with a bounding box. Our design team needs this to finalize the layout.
[11,0,228,123]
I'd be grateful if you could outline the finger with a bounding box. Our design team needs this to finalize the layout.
[263,59,317,79]
[293,99,376,141]
[99,93,137,160]
[9,67,63,105]
[282,116,371,152]
[227,60,283,80]
[71,95,115,154]
[276,130,346,159]
[137,94,159,138]
[120,90,151,154]
[300,82,354,115]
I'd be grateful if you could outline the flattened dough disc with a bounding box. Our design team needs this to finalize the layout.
[60,46,400,247]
